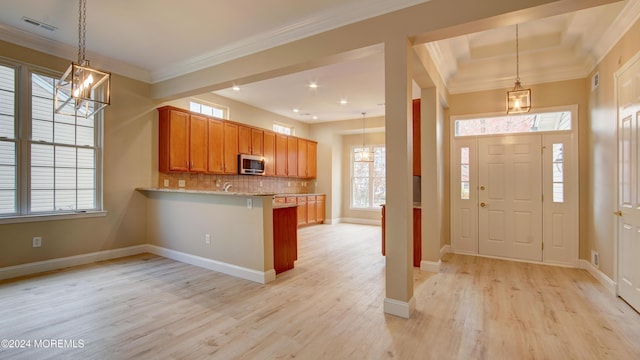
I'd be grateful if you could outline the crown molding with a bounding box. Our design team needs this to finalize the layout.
[0,24,152,82]
[591,0,640,67]
[150,0,431,83]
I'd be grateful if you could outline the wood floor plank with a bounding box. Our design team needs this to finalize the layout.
[0,224,639,359]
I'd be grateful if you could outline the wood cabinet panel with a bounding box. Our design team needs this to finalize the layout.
[273,206,298,274]
[308,141,317,178]
[189,114,208,172]
[297,139,308,178]
[263,131,276,176]
[223,123,238,174]
[307,195,316,224]
[413,99,421,176]
[251,128,263,156]
[207,119,224,173]
[238,125,251,154]
[275,134,288,177]
[158,107,189,172]
[287,137,298,177]
[316,195,325,224]
[296,196,307,226]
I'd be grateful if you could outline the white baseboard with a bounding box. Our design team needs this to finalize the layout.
[146,245,276,284]
[339,217,381,226]
[580,259,616,296]
[440,244,451,257]
[383,296,415,319]
[0,245,147,281]
[420,259,441,273]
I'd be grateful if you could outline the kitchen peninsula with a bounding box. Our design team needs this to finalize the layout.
[138,188,284,284]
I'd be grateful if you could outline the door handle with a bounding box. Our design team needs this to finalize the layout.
[480,202,488,208]
[614,210,623,217]
[480,186,486,191]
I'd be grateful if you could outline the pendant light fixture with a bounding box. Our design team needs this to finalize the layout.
[354,112,374,163]
[55,0,111,118]
[506,24,531,114]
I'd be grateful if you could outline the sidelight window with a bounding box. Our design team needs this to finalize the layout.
[552,143,564,203]
[461,147,470,200]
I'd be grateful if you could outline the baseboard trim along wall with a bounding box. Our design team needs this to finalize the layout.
[580,259,616,296]
[339,218,382,226]
[383,297,416,319]
[420,260,441,273]
[440,244,451,257]
[146,245,276,284]
[0,245,147,281]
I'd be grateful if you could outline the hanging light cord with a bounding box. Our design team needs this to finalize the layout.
[361,112,366,148]
[77,0,87,65]
[515,24,520,84]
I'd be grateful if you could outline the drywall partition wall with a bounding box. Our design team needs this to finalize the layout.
[0,40,153,269]
[145,191,274,281]
[587,17,640,280]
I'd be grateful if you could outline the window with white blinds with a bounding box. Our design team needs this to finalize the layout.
[0,61,102,217]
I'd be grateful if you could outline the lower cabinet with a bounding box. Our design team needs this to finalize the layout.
[275,194,325,227]
[381,205,421,267]
[273,206,298,274]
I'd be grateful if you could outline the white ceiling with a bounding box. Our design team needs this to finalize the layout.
[0,0,638,123]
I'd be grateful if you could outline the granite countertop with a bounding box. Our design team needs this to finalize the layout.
[136,187,277,197]
[273,203,299,209]
[274,193,326,197]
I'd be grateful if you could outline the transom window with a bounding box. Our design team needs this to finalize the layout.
[0,60,102,217]
[273,123,294,136]
[351,145,385,209]
[455,111,571,137]
[189,100,227,119]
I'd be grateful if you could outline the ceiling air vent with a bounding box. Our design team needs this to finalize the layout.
[22,17,57,32]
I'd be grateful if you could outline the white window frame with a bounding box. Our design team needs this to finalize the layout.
[0,58,105,224]
[273,122,294,136]
[350,144,385,210]
[189,100,228,119]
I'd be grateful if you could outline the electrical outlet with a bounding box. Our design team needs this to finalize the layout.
[205,234,211,245]
[591,250,599,268]
[247,198,253,209]
[259,181,263,187]
[178,179,186,188]
[32,236,42,248]
[288,182,291,187]
[163,179,169,187]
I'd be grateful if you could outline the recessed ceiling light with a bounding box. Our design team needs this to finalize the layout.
[312,116,318,120]
[293,108,299,113]
[309,82,318,89]
[232,86,240,91]
[340,99,348,105]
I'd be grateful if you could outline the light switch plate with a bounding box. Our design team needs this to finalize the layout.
[163,179,169,187]
[247,199,253,208]
[178,179,186,187]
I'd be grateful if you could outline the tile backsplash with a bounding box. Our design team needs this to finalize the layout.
[159,173,316,194]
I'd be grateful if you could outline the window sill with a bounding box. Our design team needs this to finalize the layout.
[349,207,382,212]
[0,211,107,225]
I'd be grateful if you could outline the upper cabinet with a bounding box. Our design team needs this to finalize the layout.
[157,106,317,178]
[412,99,421,176]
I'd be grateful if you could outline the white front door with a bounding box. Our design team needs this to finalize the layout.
[478,135,543,261]
[617,54,640,312]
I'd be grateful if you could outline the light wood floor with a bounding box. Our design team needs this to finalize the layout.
[1,224,639,359]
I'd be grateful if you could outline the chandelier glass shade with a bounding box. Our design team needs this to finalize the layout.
[354,112,374,163]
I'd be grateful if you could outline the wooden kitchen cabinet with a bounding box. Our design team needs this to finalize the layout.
[275,134,288,177]
[316,195,325,223]
[223,122,238,174]
[307,195,317,224]
[158,106,190,172]
[287,137,298,177]
[297,138,318,179]
[413,99,421,176]
[207,118,224,173]
[273,205,298,274]
[189,114,208,173]
[251,128,263,156]
[297,139,308,178]
[263,130,276,176]
[307,141,317,178]
[238,125,251,154]
[296,196,307,226]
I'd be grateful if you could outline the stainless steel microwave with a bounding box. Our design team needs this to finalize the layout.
[238,154,265,175]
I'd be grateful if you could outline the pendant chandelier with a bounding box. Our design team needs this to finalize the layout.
[506,24,531,114]
[354,112,374,163]
[55,0,111,118]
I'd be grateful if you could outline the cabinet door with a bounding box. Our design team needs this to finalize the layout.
[307,141,317,178]
[297,196,307,226]
[263,131,276,176]
[413,99,421,176]
[251,128,264,156]
[275,134,288,177]
[159,107,190,172]
[287,137,298,177]
[297,139,308,178]
[223,123,239,174]
[238,125,251,154]
[307,195,317,224]
[207,118,224,173]
[189,114,208,172]
[316,195,325,224]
